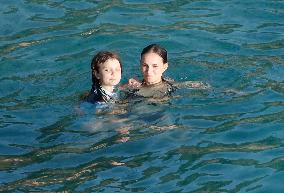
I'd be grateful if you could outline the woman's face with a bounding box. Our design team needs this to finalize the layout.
[95,58,121,90]
[140,52,168,85]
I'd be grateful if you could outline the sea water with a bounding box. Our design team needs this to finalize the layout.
[0,0,284,192]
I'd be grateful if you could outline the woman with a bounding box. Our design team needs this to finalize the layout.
[127,44,175,98]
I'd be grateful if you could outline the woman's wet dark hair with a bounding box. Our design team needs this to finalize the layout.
[91,51,122,89]
[141,44,167,64]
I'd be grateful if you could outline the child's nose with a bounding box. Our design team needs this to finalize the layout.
[111,70,116,75]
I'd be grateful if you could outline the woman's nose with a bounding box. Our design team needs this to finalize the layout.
[146,66,153,73]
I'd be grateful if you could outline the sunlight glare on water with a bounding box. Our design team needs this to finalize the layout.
[0,0,284,192]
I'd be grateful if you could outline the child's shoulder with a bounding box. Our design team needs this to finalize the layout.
[79,91,90,101]
[80,89,104,104]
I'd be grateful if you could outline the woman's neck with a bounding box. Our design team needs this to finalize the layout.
[143,78,163,86]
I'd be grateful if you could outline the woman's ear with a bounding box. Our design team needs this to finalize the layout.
[163,63,168,72]
[93,70,100,79]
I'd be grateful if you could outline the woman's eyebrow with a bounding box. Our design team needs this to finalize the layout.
[142,62,159,66]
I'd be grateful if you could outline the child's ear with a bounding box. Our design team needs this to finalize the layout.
[93,70,100,79]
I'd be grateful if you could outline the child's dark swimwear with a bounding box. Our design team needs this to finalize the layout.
[86,85,118,104]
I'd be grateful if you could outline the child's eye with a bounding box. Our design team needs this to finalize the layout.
[104,69,109,72]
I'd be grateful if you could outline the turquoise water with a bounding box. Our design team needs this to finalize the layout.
[1,0,284,192]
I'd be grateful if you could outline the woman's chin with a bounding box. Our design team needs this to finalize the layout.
[144,77,154,83]
[144,80,160,85]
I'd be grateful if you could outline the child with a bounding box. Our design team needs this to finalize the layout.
[86,51,122,104]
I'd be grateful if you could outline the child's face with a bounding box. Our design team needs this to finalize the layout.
[141,52,168,85]
[96,59,121,88]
